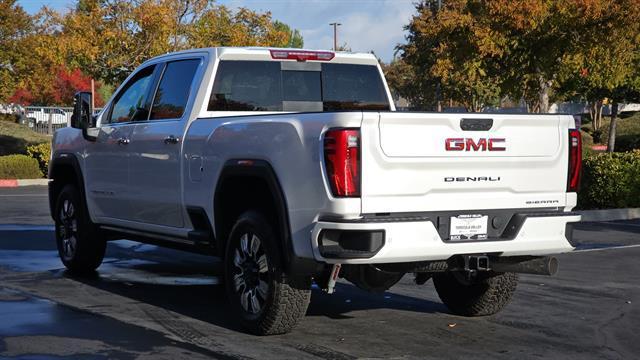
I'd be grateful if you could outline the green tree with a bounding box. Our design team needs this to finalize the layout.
[273,20,304,48]
[555,0,640,150]
[381,57,426,109]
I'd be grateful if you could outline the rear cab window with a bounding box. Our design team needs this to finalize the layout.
[208,60,390,112]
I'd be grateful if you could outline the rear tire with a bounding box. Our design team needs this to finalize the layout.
[433,271,518,316]
[54,184,106,273]
[224,211,311,335]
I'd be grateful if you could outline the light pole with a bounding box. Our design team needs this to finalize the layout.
[329,22,342,51]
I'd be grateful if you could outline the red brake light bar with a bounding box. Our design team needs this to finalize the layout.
[270,50,335,62]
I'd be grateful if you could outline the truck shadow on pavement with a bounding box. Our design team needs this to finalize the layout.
[66,265,446,333]
[0,230,447,334]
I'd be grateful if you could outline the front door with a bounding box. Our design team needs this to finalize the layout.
[128,58,201,228]
[84,64,157,222]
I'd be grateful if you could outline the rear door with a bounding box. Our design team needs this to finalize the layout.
[128,58,202,228]
[360,112,570,214]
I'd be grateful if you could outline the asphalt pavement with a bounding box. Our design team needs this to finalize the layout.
[0,186,638,359]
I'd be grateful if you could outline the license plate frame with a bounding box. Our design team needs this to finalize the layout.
[449,214,489,241]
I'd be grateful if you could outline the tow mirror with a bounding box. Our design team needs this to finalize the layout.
[71,91,97,141]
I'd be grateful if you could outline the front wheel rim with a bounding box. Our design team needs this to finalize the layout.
[58,198,78,261]
[232,233,270,314]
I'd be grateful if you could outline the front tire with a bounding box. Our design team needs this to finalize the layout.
[54,184,106,273]
[433,271,518,316]
[224,211,311,335]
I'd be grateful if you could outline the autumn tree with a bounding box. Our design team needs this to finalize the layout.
[555,0,640,151]
[8,7,70,105]
[398,0,640,114]
[61,0,304,84]
[53,67,104,106]
[4,0,303,106]
[399,1,504,112]
[0,0,33,102]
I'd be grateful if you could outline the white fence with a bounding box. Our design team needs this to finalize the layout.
[548,102,640,115]
[0,105,102,135]
[22,106,73,135]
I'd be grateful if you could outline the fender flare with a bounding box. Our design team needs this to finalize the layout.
[214,159,300,272]
[48,152,88,220]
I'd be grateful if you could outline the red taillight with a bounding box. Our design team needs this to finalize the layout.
[567,129,582,192]
[269,49,335,62]
[324,129,360,197]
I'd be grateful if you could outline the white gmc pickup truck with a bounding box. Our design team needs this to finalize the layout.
[50,47,582,335]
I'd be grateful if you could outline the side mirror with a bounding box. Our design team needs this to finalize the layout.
[71,91,97,141]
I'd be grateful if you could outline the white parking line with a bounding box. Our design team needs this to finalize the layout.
[0,225,54,231]
[603,221,640,227]
[0,195,48,197]
[574,244,640,253]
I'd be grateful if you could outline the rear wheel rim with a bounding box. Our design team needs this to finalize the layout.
[232,233,270,314]
[58,198,78,261]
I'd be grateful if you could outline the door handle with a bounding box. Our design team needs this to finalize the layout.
[164,135,180,144]
[117,137,130,145]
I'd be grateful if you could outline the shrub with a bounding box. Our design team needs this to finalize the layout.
[578,150,640,209]
[0,155,42,179]
[26,142,51,176]
[614,134,640,152]
[0,113,19,123]
[581,130,596,156]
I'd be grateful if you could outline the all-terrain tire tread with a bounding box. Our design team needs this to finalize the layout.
[55,184,106,273]
[433,271,518,316]
[225,211,311,335]
[257,275,311,335]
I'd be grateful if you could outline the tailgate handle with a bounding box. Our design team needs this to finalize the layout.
[460,118,493,131]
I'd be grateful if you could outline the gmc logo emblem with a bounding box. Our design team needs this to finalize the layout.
[445,138,506,151]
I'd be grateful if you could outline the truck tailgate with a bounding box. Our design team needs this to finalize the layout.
[360,112,573,214]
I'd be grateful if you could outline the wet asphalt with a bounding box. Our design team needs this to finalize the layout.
[0,186,639,359]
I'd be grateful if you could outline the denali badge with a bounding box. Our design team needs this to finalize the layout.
[445,176,501,182]
[445,138,506,151]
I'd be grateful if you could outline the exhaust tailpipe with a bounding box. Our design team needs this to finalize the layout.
[491,256,558,276]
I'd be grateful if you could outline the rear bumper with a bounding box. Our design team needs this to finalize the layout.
[311,212,581,264]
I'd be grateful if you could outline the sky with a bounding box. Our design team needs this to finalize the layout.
[16,0,416,62]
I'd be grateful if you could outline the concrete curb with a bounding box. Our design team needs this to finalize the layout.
[578,208,640,222]
[0,179,49,187]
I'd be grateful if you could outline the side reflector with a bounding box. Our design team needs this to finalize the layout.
[270,50,335,62]
[567,129,582,192]
[324,129,360,197]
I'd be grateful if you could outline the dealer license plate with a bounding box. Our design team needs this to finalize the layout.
[449,214,488,241]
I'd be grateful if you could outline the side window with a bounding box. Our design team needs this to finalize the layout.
[149,59,200,120]
[208,61,282,111]
[108,65,155,124]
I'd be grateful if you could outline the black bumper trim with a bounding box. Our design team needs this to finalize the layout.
[318,209,579,244]
[318,229,385,259]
